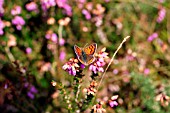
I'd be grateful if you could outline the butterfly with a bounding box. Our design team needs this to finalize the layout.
[74,43,97,66]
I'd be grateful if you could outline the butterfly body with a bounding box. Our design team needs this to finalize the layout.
[74,43,97,66]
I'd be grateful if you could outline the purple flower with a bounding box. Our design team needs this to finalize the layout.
[62,58,80,76]
[113,69,119,74]
[0,0,4,17]
[109,100,118,107]
[109,95,119,107]
[0,19,5,35]
[26,47,32,54]
[27,92,35,99]
[157,8,166,23]
[89,48,109,73]
[12,16,25,30]
[147,32,158,42]
[82,9,91,20]
[11,6,21,16]
[59,38,65,46]
[158,0,165,3]
[56,0,72,16]
[25,2,38,12]
[144,68,150,75]
[27,85,38,99]
[59,50,66,61]
[41,0,56,11]
[30,86,38,94]
[80,64,85,69]
[45,32,58,43]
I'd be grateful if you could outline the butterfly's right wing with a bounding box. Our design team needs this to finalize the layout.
[84,43,97,55]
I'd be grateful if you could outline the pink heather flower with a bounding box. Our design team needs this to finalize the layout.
[12,16,25,30]
[27,91,35,99]
[30,86,38,94]
[25,2,38,12]
[109,100,118,107]
[144,68,150,75]
[113,69,119,74]
[158,0,165,3]
[56,0,72,16]
[0,0,4,17]
[41,0,56,11]
[59,50,66,61]
[11,6,21,16]
[59,38,65,46]
[82,9,91,20]
[89,47,109,74]
[147,32,158,42]
[45,32,58,43]
[26,47,32,54]
[109,95,119,108]
[157,8,166,23]
[62,58,80,76]
[0,19,5,35]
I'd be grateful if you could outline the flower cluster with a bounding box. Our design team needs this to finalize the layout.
[25,2,38,12]
[24,83,38,99]
[45,30,58,43]
[12,16,25,30]
[108,95,119,108]
[62,58,81,76]
[41,0,56,11]
[56,0,72,16]
[0,0,4,17]
[0,19,5,35]
[91,101,106,113]
[11,6,21,16]
[83,81,97,96]
[81,3,105,27]
[89,47,109,74]
[147,32,158,42]
[157,7,166,23]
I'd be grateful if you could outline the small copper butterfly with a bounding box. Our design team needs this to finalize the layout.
[74,43,97,66]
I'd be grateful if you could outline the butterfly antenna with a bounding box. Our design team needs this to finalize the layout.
[84,43,89,48]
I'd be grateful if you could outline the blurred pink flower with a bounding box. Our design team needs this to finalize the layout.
[26,2,38,12]
[11,6,21,16]
[157,8,166,23]
[158,0,165,3]
[59,50,66,61]
[144,68,150,75]
[26,47,32,54]
[41,0,56,11]
[59,38,65,46]
[113,69,119,74]
[147,32,158,42]
[45,32,58,43]
[0,0,4,17]
[0,19,5,35]
[56,0,72,16]
[109,95,119,108]
[82,9,91,20]
[12,16,25,30]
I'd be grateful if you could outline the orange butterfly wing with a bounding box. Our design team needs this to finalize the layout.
[84,43,97,55]
[74,45,82,56]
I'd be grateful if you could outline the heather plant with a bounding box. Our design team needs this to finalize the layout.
[0,0,170,113]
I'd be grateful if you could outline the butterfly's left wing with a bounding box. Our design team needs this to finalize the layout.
[84,43,97,55]
[74,45,82,57]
